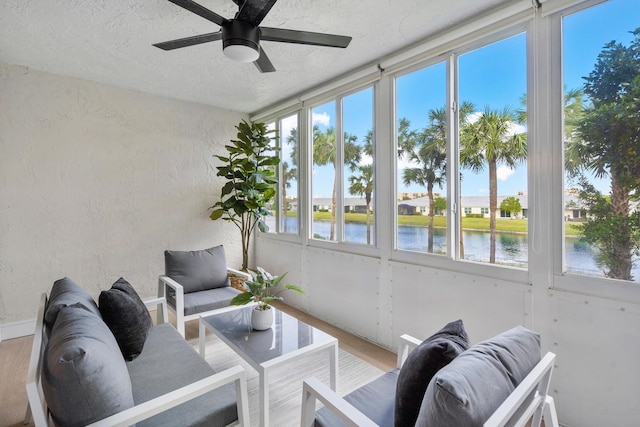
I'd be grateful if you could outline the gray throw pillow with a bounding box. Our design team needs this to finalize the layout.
[415,325,541,427]
[44,277,101,330]
[42,303,134,427]
[164,245,230,293]
[99,277,153,361]
[394,319,469,427]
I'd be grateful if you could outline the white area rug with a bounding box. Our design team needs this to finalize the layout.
[192,334,385,426]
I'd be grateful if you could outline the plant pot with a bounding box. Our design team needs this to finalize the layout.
[251,306,274,331]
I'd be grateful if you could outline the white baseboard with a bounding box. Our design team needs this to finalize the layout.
[0,318,36,340]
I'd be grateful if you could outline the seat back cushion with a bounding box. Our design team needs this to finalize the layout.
[165,245,230,293]
[415,325,541,427]
[42,303,134,427]
[394,319,470,427]
[44,277,101,331]
[99,277,153,361]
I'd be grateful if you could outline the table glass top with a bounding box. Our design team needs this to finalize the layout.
[201,306,335,364]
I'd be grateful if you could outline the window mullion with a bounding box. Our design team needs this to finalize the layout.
[335,98,344,242]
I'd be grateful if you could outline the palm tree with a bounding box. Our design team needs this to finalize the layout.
[349,164,374,244]
[283,126,300,233]
[313,126,361,240]
[281,161,296,232]
[402,107,447,253]
[460,106,527,263]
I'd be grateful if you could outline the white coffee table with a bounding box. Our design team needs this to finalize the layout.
[199,305,338,427]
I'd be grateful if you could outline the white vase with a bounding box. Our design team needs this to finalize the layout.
[251,306,274,330]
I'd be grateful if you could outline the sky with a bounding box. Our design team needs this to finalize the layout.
[281,0,639,200]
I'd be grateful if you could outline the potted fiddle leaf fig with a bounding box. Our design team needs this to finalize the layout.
[229,267,305,330]
[209,120,279,271]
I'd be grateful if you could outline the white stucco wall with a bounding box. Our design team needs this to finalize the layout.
[0,62,246,333]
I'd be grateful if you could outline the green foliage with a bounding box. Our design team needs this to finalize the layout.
[570,29,640,280]
[434,197,447,212]
[465,213,484,218]
[229,267,305,311]
[209,120,279,270]
[500,196,522,218]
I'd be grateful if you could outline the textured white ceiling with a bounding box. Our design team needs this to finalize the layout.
[0,0,511,114]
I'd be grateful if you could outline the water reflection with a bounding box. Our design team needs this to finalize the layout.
[269,218,639,281]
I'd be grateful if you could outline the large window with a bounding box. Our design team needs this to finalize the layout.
[458,33,528,269]
[395,61,448,254]
[343,88,375,246]
[393,33,528,270]
[311,87,375,245]
[264,114,300,235]
[562,0,639,283]
[311,101,337,241]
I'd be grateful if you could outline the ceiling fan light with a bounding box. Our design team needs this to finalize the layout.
[223,43,259,63]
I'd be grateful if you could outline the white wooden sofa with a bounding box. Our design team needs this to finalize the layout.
[301,324,559,427]
[25,277,250,427]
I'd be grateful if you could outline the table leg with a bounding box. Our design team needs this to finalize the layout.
[199,319,206,357]
[330,341,338,391]
[260,369,269,427]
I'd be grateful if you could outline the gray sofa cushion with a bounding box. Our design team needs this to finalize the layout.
[99,277,153,361]
[127,323,238,427]
[165,245,230,293]
[167,286,242,316]
[44,277,101,330]
[394,319,470,427]
[315,369,400,427]
[41,303,134,427]
[415,325,541,427]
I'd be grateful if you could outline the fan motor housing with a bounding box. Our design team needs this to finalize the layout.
[222,20,260,55]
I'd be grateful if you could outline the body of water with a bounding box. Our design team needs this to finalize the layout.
[274,218,639,281]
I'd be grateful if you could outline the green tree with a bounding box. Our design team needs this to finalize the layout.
[349,164,374,244]
[281,161,296,232]
[313,126,361,240]
[402,107,447,253]
[569,29,640,280]
[460,107,527,263]
[434,197,447,215]
[500,196,522,219]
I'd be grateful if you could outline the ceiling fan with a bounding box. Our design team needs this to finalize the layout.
[153,0,352,73]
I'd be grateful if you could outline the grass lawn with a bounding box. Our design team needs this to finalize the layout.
[305,211,583,236]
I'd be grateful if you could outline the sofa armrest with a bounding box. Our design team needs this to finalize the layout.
[25,293,49,426]
[301,377,378,427]
[483,352,558,427]
[397,334,422,369]
[143,296,168,325]
[157,275,186,336]
[86,365,250,427]
[227,267,251,281]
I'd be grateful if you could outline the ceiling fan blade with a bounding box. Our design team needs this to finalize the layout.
[153,32,222,50]
[236,0,278,26]
[167,0,227,26]
[260,27,352,48]
[254,47,275,73]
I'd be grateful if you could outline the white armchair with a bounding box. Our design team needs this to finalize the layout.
[301,326,559,427]
[158,245,250,337]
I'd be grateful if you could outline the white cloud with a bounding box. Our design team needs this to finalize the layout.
[312,112,331,127]
[497,165,515,181]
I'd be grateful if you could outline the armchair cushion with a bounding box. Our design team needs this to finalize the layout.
[165,245,230,294]
[315,369,400,427]
[44,277,101,330]
[415,325,541,427]
[42,303,134,427]
[394,319,470,427]
[99,277,153,361]
[168,286,241,316]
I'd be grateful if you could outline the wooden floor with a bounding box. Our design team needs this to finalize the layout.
[0,302,396,427]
